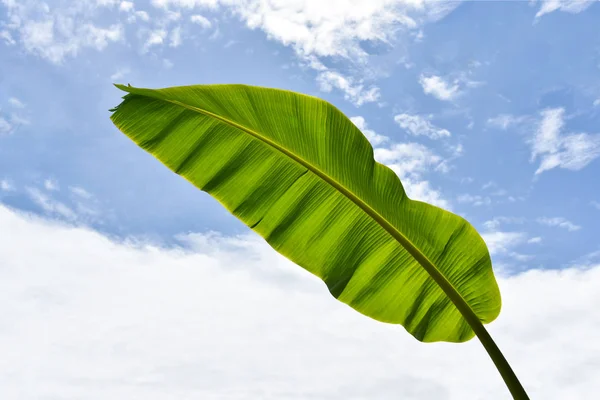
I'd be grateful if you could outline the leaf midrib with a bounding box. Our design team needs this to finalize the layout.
[124,89,484,332]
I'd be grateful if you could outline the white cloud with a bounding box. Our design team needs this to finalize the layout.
[149,0,458,62]
[375,142,443,177]
[530,108,600,175]
[96,0,120,6]
[151,0,219,8]
[445,142,463,159]
[482,181,496,190]
[2,0,124,64]
[350,116,388,146]
[480,224,537,267]
[457,194,491,207]
[8,97,25,108]
[1,204,599,399]
[1,96,29,134]
[532,108,565,158]
[394,113,451,139]
[419,74,460,101]
[69,186,93,199]
[170,26,183,47]
[0,117,12,135]
[349,116,450,208]
[535,0,596,19]
[26,187,77,221]
[44,178,59,191]
[486,114,528,130]
[119,1,135,12]
[135,10,151,21]
[537,217,581,232]
[483,217,525,231]
[26,184,102,223]
[144,29,168,51]
[2,0,457,105]
[569,249,600,268]
[0,29,15,45]
[317,70,380,106]
[591,201,600,210]
[69,186,102,220]
[153,1,457,103]
[224,39,238,48]
[374,142,449,208]
[221,0,456,60]
[110,67,130,81]
[163,58,175,69]
[190,14,212,29]
[0,179,15,192]
[481,231,528,256]
[593,99,600,107]
[400,177,450,209]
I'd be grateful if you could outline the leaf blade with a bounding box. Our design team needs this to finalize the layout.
[110,83,501,343]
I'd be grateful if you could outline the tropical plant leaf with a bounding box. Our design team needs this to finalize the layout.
[110,84,501,343]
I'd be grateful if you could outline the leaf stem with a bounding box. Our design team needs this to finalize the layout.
[401,246,529,399]
[405,249,529,399]
[470,320,530,400]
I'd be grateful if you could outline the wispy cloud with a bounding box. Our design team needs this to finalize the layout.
[69,186,93,200]
[481,230,536,269]
[44,178,59,191]
[169,26,182,47]
[483,217,526,231]
[568,249,600,268]
[349,116,451,209]
[537,217,581,232]
[2,1,124,64]
[25,182,103,224]
[350,116,388,146]
[486,114,528,130]
[0,179,15,192]
[8,97,25,108]
[393,113,451,140]
[143,29,168,52]
[110,67,130,81]
[1,0,458,107]
[419,74,460,101]
[317,71,380,106]
[1,95,30,135]
[375,142,450,208]
[530,108,600,175]
[457,194,491,207]
[26,187,77,221]
[149,0,457,104]
[198,0,457,61]
[535,0,596,19]
[69,185,102,220]
[190,14,212,29]
[0,116,11,135]
[119,1,135,13]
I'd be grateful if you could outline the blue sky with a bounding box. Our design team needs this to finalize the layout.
[1,1,600,398]
[2,0,599,270]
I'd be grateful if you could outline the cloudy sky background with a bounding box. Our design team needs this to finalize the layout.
[1,0,600,398]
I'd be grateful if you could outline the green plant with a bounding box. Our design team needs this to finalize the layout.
[110,83,529,399]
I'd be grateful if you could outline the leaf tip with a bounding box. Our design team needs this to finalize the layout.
[113,83,132,91]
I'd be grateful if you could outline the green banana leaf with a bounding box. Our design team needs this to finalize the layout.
[110,84,501,343]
